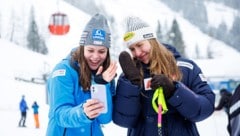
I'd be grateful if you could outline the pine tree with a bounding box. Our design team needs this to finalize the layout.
[195,43,200,59]
[230,16,240,35]
[9,8,26,46]
[207,43,214,59]
[229,16,240,51]
[167,19,186,57]
[156,20,163,42]
[27,7,48,54]
[216,21,227,41]
[108,16,120,61]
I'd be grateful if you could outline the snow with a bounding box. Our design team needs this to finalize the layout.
[0,0,239,135]
[205,1,237,29]
[0,38,230,136]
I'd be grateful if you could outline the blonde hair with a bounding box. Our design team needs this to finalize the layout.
[148,39,182,81]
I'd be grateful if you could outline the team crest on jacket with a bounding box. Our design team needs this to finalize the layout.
[52,69,66,78]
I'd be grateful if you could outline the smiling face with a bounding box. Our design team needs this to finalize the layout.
[129,40,151,64]
[84,45,108,70]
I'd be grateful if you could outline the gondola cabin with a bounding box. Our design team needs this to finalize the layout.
[48,12,70,35]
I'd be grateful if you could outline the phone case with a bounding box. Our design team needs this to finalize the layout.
[90,84,108,113]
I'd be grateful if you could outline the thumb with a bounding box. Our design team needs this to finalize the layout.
[96,66,103,75]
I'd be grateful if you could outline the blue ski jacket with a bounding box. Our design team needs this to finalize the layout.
[46,50,115,136]
[32,103,39,114]
[113,44,215,136]
[20,99,28,112]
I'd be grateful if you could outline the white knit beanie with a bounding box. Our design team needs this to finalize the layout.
[80,13,111,48]
[123,16,156,47]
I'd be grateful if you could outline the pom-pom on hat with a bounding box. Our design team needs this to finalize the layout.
[80,13,111,48]
[123,16,156,47]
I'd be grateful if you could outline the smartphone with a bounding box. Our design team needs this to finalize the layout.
[90,84,108,113]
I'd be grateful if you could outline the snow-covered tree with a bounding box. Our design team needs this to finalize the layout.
[167,19,186,57]
[207,44,214,59]
[216,21,227,41]
[156,20,163,42]
[27,7,48,55]
[195,43,200,59]
[229,16,240,52]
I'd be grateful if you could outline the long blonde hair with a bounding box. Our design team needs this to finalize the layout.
[71,46,111,90]
[148,39,182,81]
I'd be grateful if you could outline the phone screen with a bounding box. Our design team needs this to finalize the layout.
[90,84,108,113]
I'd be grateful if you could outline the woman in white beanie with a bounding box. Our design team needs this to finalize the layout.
[113,16,215,136]
[46,13,117,136]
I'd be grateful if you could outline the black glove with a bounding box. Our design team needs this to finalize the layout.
[94,74,108,84]
[119,51,142,86]
[150,74,175,99]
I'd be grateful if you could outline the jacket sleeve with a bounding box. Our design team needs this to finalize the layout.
[48,62,92,127]
[168,60,215,122]
[112,74,142,128]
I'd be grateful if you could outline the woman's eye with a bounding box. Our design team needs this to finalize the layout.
[137,44,143,47]
[99,50,106,54]
[129,48,134,51]
[88,50,94,53]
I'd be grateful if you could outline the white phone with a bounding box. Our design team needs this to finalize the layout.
[90,84,108,113]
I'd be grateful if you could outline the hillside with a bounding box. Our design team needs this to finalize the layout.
[64,0,240,59]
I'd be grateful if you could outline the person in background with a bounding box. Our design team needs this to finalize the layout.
[113,16,215,136]
[32,101,40,128]
[46,13,117,136]
[227,84,240,136]
[215,88,232,113]
[18,95,28,127]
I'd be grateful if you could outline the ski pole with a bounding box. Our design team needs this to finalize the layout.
[152,87,168,136]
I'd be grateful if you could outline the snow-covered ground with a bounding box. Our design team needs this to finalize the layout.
[0,74,230,136]
[0,0,238,135]
[0,39,230,136]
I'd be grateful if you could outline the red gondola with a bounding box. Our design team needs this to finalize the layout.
[48,12,70,35]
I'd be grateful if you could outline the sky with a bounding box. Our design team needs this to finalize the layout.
[0,0,239,135]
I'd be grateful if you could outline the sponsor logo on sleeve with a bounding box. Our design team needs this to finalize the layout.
[52,69,66,78]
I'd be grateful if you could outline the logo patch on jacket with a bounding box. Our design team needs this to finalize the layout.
[52,69,66,78]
